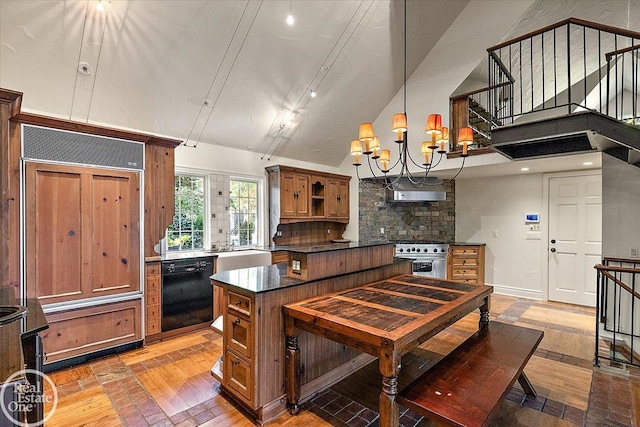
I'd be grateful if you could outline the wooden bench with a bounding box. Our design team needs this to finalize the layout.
[397,322,543,427]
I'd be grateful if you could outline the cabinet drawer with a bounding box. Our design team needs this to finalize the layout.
[145,275,160,293]
[146,304,160,321]
[146,290,160,306]
[271,251,288,265]
[146,320,161,335]
[452,277,478,284]
[452,267,478,277]
[228,292,252,318]
[227,313,252,358]
[451,257,478,267]
[145,263,160,277]
[225,350,253,403]
[451,246,478,256]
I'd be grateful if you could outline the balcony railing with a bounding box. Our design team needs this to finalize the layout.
[594,258,640,368]
[488,18,640,127]
[449,18,640,157]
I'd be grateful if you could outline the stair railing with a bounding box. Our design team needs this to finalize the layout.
[487,18,640,129]
[594,257,640,368]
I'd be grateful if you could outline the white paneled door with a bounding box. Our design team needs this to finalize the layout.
[548,173,602,307]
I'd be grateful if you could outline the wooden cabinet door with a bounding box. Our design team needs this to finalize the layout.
[327,179,349,218]
[280,172,309,217]
[336,179,349,218]
[294,174,309,216]
[280,172,297,217]
[25,162,140,304]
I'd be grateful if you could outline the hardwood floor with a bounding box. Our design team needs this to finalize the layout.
[42,294,639,427]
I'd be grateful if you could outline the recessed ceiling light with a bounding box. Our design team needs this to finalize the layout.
[78,62,93,75]
[286,14,294,26]
[583,161,593,166]
[310,89,317,98]
[520,167,529,172]
[96,0,110,12]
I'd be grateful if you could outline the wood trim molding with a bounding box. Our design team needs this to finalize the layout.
[0,88,23,117]
[13,112,182,148]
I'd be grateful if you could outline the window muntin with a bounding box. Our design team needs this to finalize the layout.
[229,179,259,247]
[168,174,206,251]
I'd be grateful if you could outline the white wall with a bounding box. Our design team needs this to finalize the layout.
[175,142,349,245]
[602,154,640,258]
[456,173,546,299]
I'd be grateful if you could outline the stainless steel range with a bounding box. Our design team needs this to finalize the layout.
[394,242,449,278]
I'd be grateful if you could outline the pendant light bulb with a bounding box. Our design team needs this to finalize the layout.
[286,14,295,26]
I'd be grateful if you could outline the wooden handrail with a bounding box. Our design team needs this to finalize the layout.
[595,266,640,300]
[449,81,512,102]
[487,18,640,52]
[595,264,640,275]
[605,44,640,61]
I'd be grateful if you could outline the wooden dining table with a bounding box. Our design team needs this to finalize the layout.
[282,274,493,427]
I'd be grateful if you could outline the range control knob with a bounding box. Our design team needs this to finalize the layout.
[433,248,438,253]
[398,248,404,253]
[440,248,446,252]
[416,248,421,252]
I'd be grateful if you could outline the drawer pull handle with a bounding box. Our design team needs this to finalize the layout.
[233,318,241,325]
[233,359,241,365]
[235,300,242,306]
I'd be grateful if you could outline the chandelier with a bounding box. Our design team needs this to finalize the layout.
[349,0,473,190]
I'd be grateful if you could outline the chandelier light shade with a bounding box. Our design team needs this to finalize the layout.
[378,149,391,172]
[349,0,471,190]
[437,127,449,152]
[369,136,381,158]
[359,123,375,141]
[392,113,408,141]
[350,139,363,165]
[457,126,474,157]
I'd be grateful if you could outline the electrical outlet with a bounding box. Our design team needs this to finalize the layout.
[380,227,385,235]
[631,247,638,258]
[493,229,498,238]
[276,230,282,237]
[327,228,331,234]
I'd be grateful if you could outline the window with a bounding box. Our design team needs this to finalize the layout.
[229,179,259,247]
[167,174,206,251]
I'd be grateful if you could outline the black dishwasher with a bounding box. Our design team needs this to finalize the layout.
[161,256,213,332]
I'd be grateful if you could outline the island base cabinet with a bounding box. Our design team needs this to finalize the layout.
[41,299,142,364]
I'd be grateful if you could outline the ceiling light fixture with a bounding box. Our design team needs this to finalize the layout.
[583,161,593,166]
[286,0,294,25]
[96,0,110,12]
[350,0,471,190]
[521,167,530,172]
[310,89,317,98]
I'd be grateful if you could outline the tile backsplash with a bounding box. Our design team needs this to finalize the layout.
[209,173,230,249]
[358,179,455,242]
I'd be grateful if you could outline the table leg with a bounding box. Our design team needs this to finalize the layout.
[379,346,401,427]
[285,316,301,415]
[479,295,491,330]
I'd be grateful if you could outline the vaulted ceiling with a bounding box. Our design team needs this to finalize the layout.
[1,0,638,169]
[0,0,469,167]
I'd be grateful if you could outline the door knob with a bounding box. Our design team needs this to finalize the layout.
[550,248,556,252]
[550,239,556,244]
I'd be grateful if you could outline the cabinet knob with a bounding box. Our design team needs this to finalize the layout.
[233,318,241,325]
[235,300,242,306]
[233,359,240,365]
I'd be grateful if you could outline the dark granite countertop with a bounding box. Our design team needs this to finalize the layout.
[0,287,48,338]
[210,258,411,294]
[268,240,393,254]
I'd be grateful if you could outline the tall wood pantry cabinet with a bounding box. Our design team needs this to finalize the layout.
[0,89,180,365]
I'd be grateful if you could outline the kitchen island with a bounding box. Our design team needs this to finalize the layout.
[209,241,410,424]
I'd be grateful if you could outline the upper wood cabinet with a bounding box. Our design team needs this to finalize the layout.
[281,171,309,217]
[327,178,349,219]
[266,165,351,226]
